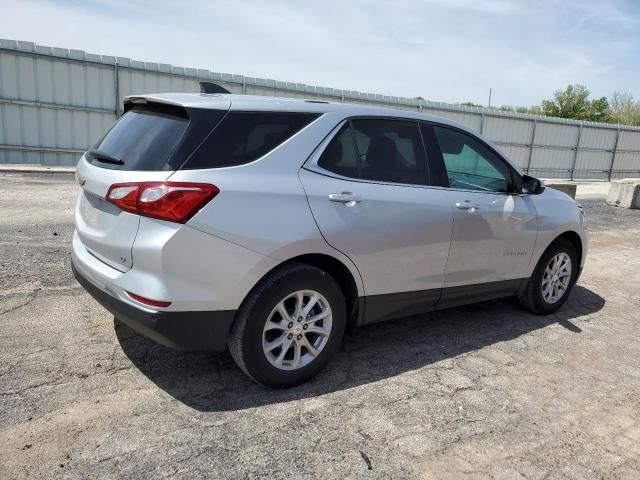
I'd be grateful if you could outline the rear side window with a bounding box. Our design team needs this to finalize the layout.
[182,112,320,169]
[89,105,189,171]
[317,119,429,185]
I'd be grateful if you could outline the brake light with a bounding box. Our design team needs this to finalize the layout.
[106,182,219,223]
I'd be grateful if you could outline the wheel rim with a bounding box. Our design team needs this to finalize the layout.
[262,290,333,371]
[541,252,572,304]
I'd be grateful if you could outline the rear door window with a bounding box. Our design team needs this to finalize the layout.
[317,124,360,178]
[317,119,429,185]
[89,105,190,171]
[182,112,320,169]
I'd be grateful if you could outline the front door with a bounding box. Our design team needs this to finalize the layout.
[427,124,538,304]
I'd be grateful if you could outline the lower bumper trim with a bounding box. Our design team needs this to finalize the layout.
[72,260,235,351]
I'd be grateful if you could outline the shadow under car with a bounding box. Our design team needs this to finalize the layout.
[115,284,604,412]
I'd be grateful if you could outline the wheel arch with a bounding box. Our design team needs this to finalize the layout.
[241,253,362,331]
[518,230,583,314]
[528,229,584,282]
[556,230,583,267]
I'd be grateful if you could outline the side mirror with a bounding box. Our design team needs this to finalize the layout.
[521,175,545,195]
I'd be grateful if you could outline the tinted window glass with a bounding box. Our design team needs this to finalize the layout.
[317,119,428,185]
[433,126,512,192]
[351,119,428,185]
[90,105,188,170]
[183,112,319,169]
[317,124,359,178]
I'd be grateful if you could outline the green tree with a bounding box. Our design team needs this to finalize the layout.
[542,84,592,119]
[461,101,482,107]
[541,84,611,122]
[609,92,640,125]
[588,97,610,122]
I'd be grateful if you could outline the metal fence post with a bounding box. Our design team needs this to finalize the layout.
[113,62,120,117]
[526,119,537,174]
[570,124,582,181]
[608,127,621,181]
[480,112,485,134]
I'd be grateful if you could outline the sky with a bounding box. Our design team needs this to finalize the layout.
[1,0,639,107]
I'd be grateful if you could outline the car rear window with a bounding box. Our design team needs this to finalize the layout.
[88,104,190,171]
[181,111,320,169]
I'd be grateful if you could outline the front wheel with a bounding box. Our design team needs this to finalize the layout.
[228,263,346,388]
[518,238,578,314]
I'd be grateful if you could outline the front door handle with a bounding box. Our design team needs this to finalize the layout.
[455,200,480,210]
[329,192,363,206]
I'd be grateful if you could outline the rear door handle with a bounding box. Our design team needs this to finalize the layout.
[455,200,480,210]
[329,192,363,206]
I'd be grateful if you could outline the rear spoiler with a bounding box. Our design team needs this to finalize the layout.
[120,85,232,115]
[123,82,232,107]
[122,98,189,118]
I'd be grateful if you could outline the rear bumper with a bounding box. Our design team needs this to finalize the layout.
[72,260,235,351]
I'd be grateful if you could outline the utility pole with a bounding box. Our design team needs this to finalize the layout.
[488,88,492,108]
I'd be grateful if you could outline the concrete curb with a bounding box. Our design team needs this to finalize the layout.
[0,165,75,174]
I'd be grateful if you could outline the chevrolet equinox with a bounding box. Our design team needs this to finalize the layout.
[72,89,589,387]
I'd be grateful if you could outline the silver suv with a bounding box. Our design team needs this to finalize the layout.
[72,89,589,387]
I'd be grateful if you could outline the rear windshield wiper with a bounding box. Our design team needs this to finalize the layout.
[88,149,124,165]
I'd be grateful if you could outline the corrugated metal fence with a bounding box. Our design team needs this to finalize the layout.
[2,39,640,180]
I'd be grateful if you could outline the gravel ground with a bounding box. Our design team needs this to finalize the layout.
[1,173,639,479]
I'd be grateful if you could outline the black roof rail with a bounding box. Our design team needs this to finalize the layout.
[199,82,231,94]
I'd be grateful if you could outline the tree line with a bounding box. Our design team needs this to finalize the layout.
[459,85,640,126]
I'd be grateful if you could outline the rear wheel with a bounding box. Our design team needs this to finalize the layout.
[518,238,578,314]
[228,263,346,388]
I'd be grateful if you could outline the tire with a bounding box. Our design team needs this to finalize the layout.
[228,263,346,388]
[518,238,578,314]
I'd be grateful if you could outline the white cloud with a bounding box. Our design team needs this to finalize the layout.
[0,0,638,106]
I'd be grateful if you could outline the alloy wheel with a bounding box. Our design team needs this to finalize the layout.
[262,290,333,370]
[541,252,572,304]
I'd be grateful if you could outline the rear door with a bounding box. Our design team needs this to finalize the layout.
[74,101,227,272]
[300,118,453,323]
[424,123,537,294]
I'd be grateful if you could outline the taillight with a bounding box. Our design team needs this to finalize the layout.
[106,182,219,223]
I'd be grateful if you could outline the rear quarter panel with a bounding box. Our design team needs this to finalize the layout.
[167,112,365,297]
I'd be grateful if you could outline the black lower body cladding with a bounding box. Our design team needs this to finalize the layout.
[72,261,236,351]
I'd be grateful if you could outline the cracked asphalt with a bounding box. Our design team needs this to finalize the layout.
[1,173,639,479]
